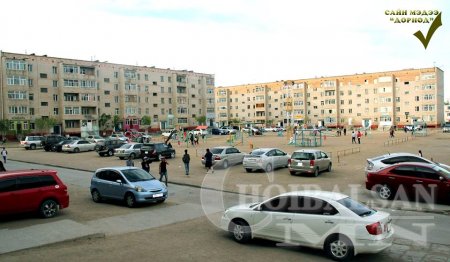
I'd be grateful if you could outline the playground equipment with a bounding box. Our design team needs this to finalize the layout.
[288,129,323,147]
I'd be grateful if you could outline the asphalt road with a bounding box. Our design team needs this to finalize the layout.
[1,161,449,261]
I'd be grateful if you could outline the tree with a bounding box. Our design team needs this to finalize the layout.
[35,117,58,135]
[113,115,122,131]
[0,119,9,136]
[141,115,152,126]
[99,113,112,131]
[195,115,206,125]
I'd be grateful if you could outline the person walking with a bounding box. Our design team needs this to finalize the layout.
[190,133,194,146]
[418,150,423,157]
[159,157,169,186]
[1,147,7,163]
[343,127,347,136]
[141,157,150,172]
[204,148,213,173]
[351,131,356,144]
[357,130,362,144]
[126,155,134,167]
[182,149,191,176]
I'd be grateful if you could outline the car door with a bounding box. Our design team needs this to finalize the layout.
[93,170,110,197]
[275,149,288,168]
[264,150,276,168]
[387,165,419,198]
[413,166,442,201]
[320,151,331,171]
[314,151,323,170]
[0,178,18,214]
[107,170,128,200]
[16,176,43,212]
[290,196,340,247]
[134,144,142,157]
[225,148,237,165]
[252,196,292,241]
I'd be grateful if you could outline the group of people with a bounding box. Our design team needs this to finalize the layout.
[336,127,347,136]
[351,130,363,144]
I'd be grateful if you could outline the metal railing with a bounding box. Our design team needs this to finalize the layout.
[383,136,414,146]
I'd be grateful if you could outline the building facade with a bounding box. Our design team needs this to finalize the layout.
[216,67,444,128]
[0,51,215,136]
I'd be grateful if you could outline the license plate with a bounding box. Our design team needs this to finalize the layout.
[153,193,163,198]
[145,151,148,154]
[297,162,303,166]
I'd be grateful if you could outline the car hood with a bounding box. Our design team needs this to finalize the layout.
[132,179,166,191]
[227,202,258,212]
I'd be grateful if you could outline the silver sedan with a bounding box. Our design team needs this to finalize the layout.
[62,140,96,153]
[115,143,143,160]
[243,148,290,172]
[201,146,246,169]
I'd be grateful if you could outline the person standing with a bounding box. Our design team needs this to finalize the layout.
[126,155,134,167]
[182,149,191,176]
[357,130,362,144]
[351,131,356,144]
[343,127,347,136]
[159,157,169,186]
[418,150,423,157]
[141,157,150,172]
[1,147,7,163]
[190,133,194,146]
[204,148,213,173]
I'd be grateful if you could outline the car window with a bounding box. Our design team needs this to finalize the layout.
[288,197,338,215]
[134,144,142,149]
[391,166,419,177]
[275,149,285,156]
[266,150,275,157]
[415,166,440,180]
[39,175,58,187]
[260,196,289,212]
[381,156,407,165]
[250,150,266,156]
[0,178,17,193]
[315,152,322,159]
[291,152,314,160]
[406,156,430,163]
[17,176,42,190]
[109,171,124,182]
[337,197,375,217]
[211,148,223,154]
[321,152,328,158]
[96,171,108,180]
[122,169,155,182]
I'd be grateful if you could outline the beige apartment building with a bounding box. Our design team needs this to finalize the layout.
[216,67,444,129]
[0,51,215,136]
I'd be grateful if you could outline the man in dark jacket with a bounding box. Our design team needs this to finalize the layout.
[204,148,213,173]
[182,149,190,176]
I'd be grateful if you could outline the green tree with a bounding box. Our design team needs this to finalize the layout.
[141,115,152,126]
[99,113,112,131]
[35,117,58,135]
[195,115,206,125]
[0,119,9,136]
[113,115,122,131]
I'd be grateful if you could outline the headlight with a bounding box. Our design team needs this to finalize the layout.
[135,186,146,192]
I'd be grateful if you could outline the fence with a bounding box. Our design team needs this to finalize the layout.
[383,136,414,146]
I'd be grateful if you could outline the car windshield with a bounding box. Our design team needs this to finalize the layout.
[250,150,267,156]
[337,197,375,217]
[211,148,224,154]
[433,165,450,179]
[122,169,155,182]
[292,152,314,160]
[120,144,133,149]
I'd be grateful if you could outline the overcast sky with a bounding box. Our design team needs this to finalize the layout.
[1,0,448,99]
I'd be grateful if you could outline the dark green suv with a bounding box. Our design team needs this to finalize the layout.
[41,135,67,151]
[96,139,127,157]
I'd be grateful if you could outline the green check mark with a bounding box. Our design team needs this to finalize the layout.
[413,12,442,49]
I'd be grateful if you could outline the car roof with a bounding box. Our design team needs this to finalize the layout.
[253,148,279,152]
[368,152,420,161]
[95,166,139,172]
[0,169,57,177]
[386,162,438,168]
[278,190,349,201]
[292,149,323,153]
[212,146,235,150]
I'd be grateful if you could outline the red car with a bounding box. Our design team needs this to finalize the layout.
[0,169,70,218]
[366,162,450,203]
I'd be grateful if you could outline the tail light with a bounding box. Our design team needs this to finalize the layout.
[214,156,221,160]
[309,160,315,166]
[366,222,382,235]
[288,159,291,164]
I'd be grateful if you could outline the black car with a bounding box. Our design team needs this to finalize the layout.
[140,142,176,161]
[211,128,224,135]
[96,139,127,157]
[41,135,67,151]
[52,140,73,152]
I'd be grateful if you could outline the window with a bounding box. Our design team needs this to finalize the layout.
[53,94,58,101]
[41,102,48,106]
[8,106,28,114]
[40,88,48,93]
[260,197,289,212]
[105,103,111,108]
[63,65,79,74]
[7,76,27,85]
[40,73,47,78]
[54,108,59,115]
[6,60,26,70]
[64,107,80,114]
[52,66,57,74]
[7,91,27,100]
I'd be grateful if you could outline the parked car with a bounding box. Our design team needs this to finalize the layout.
[90,167,168,207]
[20,136,43,150]
[404,125,422,131]
[162,130,177,137]
[41,135,66,151]
[221,191,393,261]
[52,140,74,152]
[366,162,450,202]
[220,127,237,135]
[115,143,143,160]
[243,148,290,172]
[365,152,450,176]
[288,149,332,176]
[211,128,225,135]
[201,146,246,169]
[66,136,81,141]
[192,129,208,136]
[85,135,105,143]
[0,169,69,218]
[62,140,96,153]
[140,142,176,161]
[96,139,127,157]
[443,123,450,133]
[109,133,128,141]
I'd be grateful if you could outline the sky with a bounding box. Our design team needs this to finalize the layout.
[1,0,449,100]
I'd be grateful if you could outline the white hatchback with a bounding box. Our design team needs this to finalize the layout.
[221,191,393,261]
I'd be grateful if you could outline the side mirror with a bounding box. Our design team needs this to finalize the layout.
[116,179,123,184]
[254,205,262,211]
[439,176,445,181]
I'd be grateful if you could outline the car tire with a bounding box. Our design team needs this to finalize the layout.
[265,163,273,173]
[314,168,319,177]
[91,189,102,203]
[44,147,50,152]
[130,153,136,159]
[119,157,124,160]
[223,160,229,169]
[290,171,296,176]
[30,144,36,150]
[229,220,252,243]
[39,199,59,218]
[74,147,80,153]
[376,184,394,200]
[327,163,332,172]
[325,234,354,261]
[245,168,252,173]
[99,153,104,157]
[170,152,175,159]
[108,149,114,156]
[125,193,136,208]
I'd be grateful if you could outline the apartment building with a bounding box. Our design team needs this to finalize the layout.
[216,67,444,128]
[0,51,215,136]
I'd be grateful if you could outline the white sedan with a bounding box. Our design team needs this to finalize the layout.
[221,191,393,261]
[62,140,96,153]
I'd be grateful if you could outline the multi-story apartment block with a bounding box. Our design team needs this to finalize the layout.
[0,51,215,136]
[216,67,444,128]
[444,103,450,123]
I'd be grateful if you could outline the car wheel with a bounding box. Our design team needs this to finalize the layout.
[327,163,332,172]
[91,189,102,203]
[265,163,273,173]
[325,235,354,261]
[125,193,136,208]
[99,153,104,157]
[30,144,36,150]
[130,153,136,159]
[39,199,59,218]
[223,160,229,169]
[44,147,50,152]
[119,157,124,160]
[229,220,252,243]
[377,184,394,200]
[245,168,252,173]
[170,152,175,159]
[74,147,80,153]
[290,171,296,176]
[314,168,319,177]
[108,149,114,156]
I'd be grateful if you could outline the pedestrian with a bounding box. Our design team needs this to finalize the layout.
[159,157,169,186]
[141,157,150,172]
[1,147,7,163]
[204,148,213,173]
[418,150,423,157]
[126,155,134,167]
[357,130,362,144]
[190,133,194,146]
[182,149,190,176]
[343,127,347,136]
[351,131,356,144]
[0,160,5,172]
